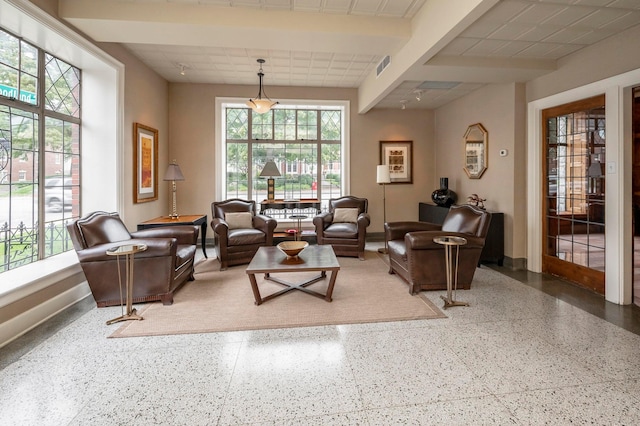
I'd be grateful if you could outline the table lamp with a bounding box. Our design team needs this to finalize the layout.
[164,160,185,219]
[259,160,281,202]
[377,165,391,254]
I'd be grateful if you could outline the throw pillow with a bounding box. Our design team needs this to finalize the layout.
[225,212,253,230]
[333,207,359,223]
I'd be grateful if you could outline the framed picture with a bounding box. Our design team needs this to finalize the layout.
[133,123,158,203]
[380,140,413,184]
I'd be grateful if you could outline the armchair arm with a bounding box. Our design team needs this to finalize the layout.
[356,212,370,232]
[211,218,229,239]
[313,212,332,245]
[74,238,176,263]
[131,225,199,245]
[385,221,441,241]
[406,231,485,250]
[253,214,277,235]
[313,211,332,230]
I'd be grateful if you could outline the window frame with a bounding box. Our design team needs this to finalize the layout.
[0,25,82,273]
[215,98,350,207]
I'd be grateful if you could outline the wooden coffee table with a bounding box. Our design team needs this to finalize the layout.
[246,245,340,305]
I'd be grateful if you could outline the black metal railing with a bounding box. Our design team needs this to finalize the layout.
[1,219,74,273]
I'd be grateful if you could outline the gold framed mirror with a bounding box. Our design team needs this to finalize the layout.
[463,123,488,179]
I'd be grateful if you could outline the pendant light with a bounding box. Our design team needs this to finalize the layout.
[247,59,279,114]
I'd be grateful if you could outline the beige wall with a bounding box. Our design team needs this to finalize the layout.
[168,83,434,235]
[434,82,527,262]
[28,0,169,230]
[528,24,640,102]
[98,43,170,229]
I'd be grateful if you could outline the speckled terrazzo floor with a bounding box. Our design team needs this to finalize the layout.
[2,242,640,425]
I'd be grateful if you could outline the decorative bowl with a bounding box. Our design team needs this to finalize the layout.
[277,241,308,258]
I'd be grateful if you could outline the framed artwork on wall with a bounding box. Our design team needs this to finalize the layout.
[133,122,158,203]
[380,140,413,184]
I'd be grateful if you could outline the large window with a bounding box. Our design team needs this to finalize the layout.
[0,27,81,273]
[224,104,345,215]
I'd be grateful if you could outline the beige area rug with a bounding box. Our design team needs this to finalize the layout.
[110,249,446,338]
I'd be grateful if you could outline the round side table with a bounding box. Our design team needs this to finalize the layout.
[433,236,469,309]
[105,243,147,325]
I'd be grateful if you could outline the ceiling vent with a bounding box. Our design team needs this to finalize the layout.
[417,81,461,90]
[376,55,391,77]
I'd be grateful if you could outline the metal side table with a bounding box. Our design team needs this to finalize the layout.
[433,236,469,309]
[105,243,147,325]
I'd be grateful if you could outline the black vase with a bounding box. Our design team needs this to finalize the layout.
[431,177,457,207]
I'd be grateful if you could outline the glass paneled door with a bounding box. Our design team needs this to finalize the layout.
[543,95,606,293]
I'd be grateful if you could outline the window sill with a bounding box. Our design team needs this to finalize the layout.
[0,251,82,308]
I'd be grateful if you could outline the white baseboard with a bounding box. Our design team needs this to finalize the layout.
[0,282,91,349]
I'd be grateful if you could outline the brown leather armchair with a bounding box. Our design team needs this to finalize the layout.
[385,205,491,294]
[211,199,277,270]
[313,196,370,260]
[67,211,199,307]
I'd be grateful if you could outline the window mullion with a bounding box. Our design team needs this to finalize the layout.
[36,47,46,260]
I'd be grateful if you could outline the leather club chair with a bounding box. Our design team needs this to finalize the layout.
[385,204,491,294]
[211,198,277,270]
[313,195,370,260]
[67,211,199,307]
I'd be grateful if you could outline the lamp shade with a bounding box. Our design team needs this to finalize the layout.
[376,165,391,184]
[259,160,281,177]
[164,162,185,181]
[588,160,602,177]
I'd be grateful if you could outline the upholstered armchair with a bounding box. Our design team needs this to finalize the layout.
[313,195,370,260]
[385,204,491,294]
[211,198,277,270]
[67,211,199,307]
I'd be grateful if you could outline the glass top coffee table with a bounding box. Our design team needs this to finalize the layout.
[245,245,340,305]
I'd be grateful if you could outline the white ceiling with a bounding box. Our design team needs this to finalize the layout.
[58,0,640,110]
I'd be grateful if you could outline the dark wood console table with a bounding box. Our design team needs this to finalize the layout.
[137,214,208,258]
[419,202,504,265]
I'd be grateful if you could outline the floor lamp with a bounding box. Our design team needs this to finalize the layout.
[377,165,391,254]
[164,160,185,219]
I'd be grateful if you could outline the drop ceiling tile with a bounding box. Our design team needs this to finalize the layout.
[511,3,569,25]
[608,0,640,9]
[572,8,632,28]
[488,22,538,40]
[312,52,334,60]
[597,11,640,30]
[536,43,584,59]
[464,39,511,56]
[379,0,415,18]
[293,1,322,13]
[437,38,482,55]
[351,0,383,16]
[483,0,533,22]
[516,26,563,42]
[323,0,352,14]
[514,41,578,58]
[572,0,623,6]
[542,27,592,43]
[543,6,600,26]
[569,28,617,44]
[460,20,505,38]
[489,40,536,56]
